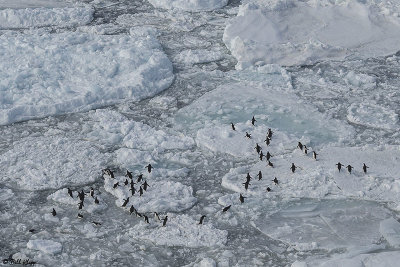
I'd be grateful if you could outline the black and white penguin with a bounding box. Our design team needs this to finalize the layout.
[199,215,206,225]
[222,205,231,212]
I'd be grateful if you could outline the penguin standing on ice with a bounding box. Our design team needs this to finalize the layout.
[51,208,57,216]
[298,142,303,151]
[129,205,135,215]
[222,205,231,212]
[363,163,369,174]
[243,180,250,190]
[139,186,144,196]
[245,132,251,139]
[239,193,246,203]
[313,151,318,160]
[145,164,153,173]
[267,128,273,139]
[246,173,252,182]
[144,215,150,224]
[347,165,353,174]
[266,151,272,161]
[162,216,168,226]
[90,187,94,198]
[94,197,99,204]
[199,215,206,225]
[78,201,84,210]
[267,160,274,167]
[77,213,83,219]
[154,212,161,222]
[130,183,136,196]
[231,123,236,131]
[126,170,133,179]
[68,188,74,198]
[266,187,272,192]
[257,171,262,181]
[291,163,297,173]
[272,177,279,185]
[336,162,343,172]
[142,181,149,191]
[265,137,271,146]
[255,143,261,154]
[304,145,308,155]
[102,169,114,179]
[137,174,143,183]
[122,197,129,207]
[124,179,129,186]
[113,182,119,189]
[259,151,264,161]
[251,116,256,126]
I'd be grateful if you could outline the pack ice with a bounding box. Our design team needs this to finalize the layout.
[0,29,174,125]
[224,0,400,67]
[147,0,229,12]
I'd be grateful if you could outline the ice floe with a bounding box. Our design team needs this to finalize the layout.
[0,136,109,190]
[174,49,223,65]
[0,29,173,125]
[224,0,400,67]
[0,5,93,29]
[347,102,399,130]
[128,214,228,247]
[27,239,62,254]
[148,0,229,12]
[379,217,400,248]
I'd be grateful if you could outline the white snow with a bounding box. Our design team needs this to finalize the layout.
[103,175,196,213]
[128,214,228,247]
[147,0,229,12]
[27,239,62,254]
[0,5,93,29]
[347,102,399,130]
[224,0,400,68]
[0,188,14,201]
[174,49,223,65]
[0,136,109,190]
[0,0,68,8]
[0,29,173,125]
[380,217,400,248]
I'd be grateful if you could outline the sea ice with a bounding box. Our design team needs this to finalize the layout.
[128,214,228,247]
[380,217,400,248]
[0,29,173,125]
[224,0,400,67]
[27,239,62,254]
[347,102,399,130]
[0,5,93,29]
[147,0,229,12]
[0,136,109,190]
[174,49,223,65]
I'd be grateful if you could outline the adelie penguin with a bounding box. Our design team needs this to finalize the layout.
[266,187,272,192]
[124,179,129,186]
[90,187,94,198]
[298,142,303,151]
[113,182,119,189]
[243,180,250,190]
[265,137,271,146]
[363,163,369,174]
[267,160,274,167]
[272,177,279,185]
[142,181,149,191]
[102,168,114,179]
[245,132,251,139]
[51,208,57,216]
[267,128,273,139]
[313,151,318,160]
[78,201,84,210]
[145,164,153,173]
[251,116,256,126]
[94,197,99,204]
[291,163,297,173]
[239,194,246,203]
[304,145,308,155]
[222,205,231,212]
[130,183,136,196]
[336,162,343,172]
[139,186,144,196]
[246,173,252,182]
[68,188,73,198]
[129,205,136,215]
[255,143,261,154]
[199,215,206,225]
[137,174,143,183]
[259,151,264,161]
[162,216,168,227]
[154,212,161,222]
[77,213,83,219]
[257,170,262,181]
[92,221,101,226]
[122,197,129,207]
[144,215,150,224]
[347,165,353,174]
[231,123,236,131]
[126,170,133,179]
[266,151,272,161]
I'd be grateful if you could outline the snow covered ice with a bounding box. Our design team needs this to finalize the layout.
[1,0,400,266]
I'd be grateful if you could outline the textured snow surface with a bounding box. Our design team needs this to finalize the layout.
[0,30,173,125]
[148,0,229,11]
[0,136,109,190]
[129,214,228,247]
[27,239,62,254]
[0,5,93,29]
[380,218,400,248]
[224,0,400,67]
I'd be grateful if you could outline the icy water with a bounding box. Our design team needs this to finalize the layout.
[1,0,400,266]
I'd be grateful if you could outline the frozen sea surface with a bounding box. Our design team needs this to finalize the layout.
[0,0,400,266]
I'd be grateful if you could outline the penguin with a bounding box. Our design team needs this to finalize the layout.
[126,170,133,179]
[78,190,85,202]
[124,179,129,186]
[92,221,101,226]
[129,205,135,215]
[29,229,35,233]
[144,215,149,224]
[154,212,161,222]
[139,186,143,196]
[113,182,119,189]
[51,208,57,216]
[313,151,318,160]
[267,128,273,139]
[239,194,246,203]
[257,170,262,181]
[272,177,278,185]
[265,137,271,146]
[162,216,168,226]
[243,181,250,190]
[266,151,272,161]
[231,123,236,131]
[102,168,114,179]
[145,164,153,173]
[77,213,83,219]
[94,197,99,204]
[90,187,94,198]
[78,201,84,210]
[266,187,272,192]
[246,173,252,182]
[136,211,142,218]
[199,215,206,225]
[122,197,129,207]
[255,143,261,154]
[245,132,251,139]
[251,116,256,126]
[68,188,73,198]
[290,163,296,173]
[137,174,143,183]
[267,160,274,167]
[298,142,303,151]
[336,162,343,172]
[222,205,231,212]
[130,183,136,196]
[363,163,369,174]
[259,151,264,161]
[347,165,353,174]
[142,181,149,191]
[304,145,308,155]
